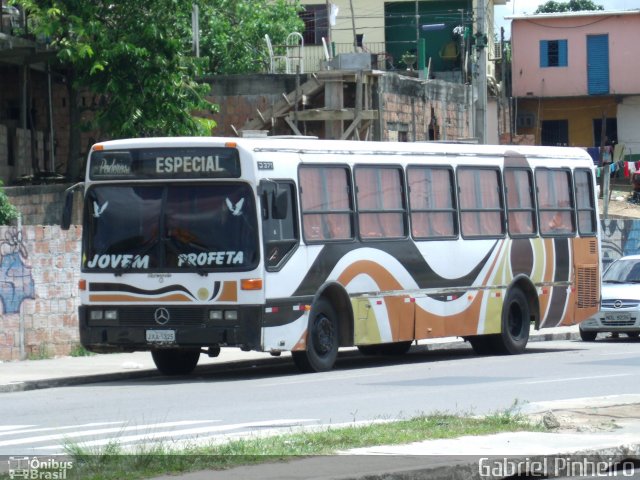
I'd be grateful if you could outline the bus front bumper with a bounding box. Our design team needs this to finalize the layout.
[78,305,263,352]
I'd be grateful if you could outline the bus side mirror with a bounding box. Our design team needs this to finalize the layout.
[61,183,82,230]
[272,189,289,220]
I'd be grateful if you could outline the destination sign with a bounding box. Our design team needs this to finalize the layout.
[89,147,241,179]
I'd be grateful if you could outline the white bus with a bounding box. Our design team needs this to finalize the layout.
[62,137,601,374]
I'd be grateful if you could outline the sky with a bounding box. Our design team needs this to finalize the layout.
[494,0,639,39]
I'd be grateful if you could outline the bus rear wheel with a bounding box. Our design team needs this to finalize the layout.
[292,298,339,373]
[151,348,200,375]
[494,289,530,354]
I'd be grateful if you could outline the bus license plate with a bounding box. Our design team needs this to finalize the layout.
[146,330,176,343]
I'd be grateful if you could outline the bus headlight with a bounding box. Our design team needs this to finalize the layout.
[209,310,223,321]
[224,310,238,321]
[88,309,118,325]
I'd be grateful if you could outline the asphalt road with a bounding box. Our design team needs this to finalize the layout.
[3,337,640,456]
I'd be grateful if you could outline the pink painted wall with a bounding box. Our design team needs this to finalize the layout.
[511,12,640,97]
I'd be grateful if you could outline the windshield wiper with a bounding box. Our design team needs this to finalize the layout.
[163,237,208,277]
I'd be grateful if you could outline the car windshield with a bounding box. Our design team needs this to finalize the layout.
[603,258,640,284]
[83,183,258,272]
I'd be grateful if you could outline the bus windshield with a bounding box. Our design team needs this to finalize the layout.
[83,183,259,272]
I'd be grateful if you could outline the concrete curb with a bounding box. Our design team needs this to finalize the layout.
[0,330,582,394]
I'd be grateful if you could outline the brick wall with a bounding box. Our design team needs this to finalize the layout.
[0,225,81,361]
[378,76,472,142]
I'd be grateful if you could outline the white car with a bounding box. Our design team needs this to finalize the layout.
[579,255,640,341]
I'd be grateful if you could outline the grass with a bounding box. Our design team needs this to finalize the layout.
[52,406,547,480]
[27,342,52,360]
[69,343,95,357]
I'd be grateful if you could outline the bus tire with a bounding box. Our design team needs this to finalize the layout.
[494,288,530,354]
[151,348,200,375]
[357,341,412,356]
[292,298,339,373]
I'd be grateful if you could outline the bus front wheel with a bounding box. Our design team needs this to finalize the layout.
[292,298,339,373]
[494,289,530,354]
[151,348,200,375]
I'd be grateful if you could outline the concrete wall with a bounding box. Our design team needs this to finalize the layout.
[618,96,640,161]
[0,225,81,361]
[512,12,640,97]
[5,184,83,226]
[206,74,310,137]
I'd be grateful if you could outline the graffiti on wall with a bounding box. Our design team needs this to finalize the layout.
[0,227,35,314]
[601,219,640,268]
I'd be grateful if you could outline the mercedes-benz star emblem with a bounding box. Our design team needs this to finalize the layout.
[614,300,623,309]
[154,307,170,325]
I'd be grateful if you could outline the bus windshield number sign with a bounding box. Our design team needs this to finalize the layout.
[257,161,274,170]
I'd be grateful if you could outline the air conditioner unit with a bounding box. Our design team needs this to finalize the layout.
[490,41,502,61]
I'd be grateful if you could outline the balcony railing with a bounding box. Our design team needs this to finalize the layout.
[294,41,464,84]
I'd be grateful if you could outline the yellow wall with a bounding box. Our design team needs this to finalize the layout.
[516,97,617,147]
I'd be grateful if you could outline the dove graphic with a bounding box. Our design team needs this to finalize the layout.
[225,198,245,216]
[93,201,108,218]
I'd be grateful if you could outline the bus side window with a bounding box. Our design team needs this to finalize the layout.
[261,181,299,270]
[407,166,457,239]
[299,166,354,242]
[458,167,505,238]
[536,168,576,237]
[504,168,536,237]
[574,168,597,236]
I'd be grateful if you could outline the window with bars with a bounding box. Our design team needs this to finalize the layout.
[540,39,568,67]
[299,4,328,46]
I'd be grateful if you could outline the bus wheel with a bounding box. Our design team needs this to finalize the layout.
[292,298,339,373]
[151,348,200,375]
[358,341,412,356]
[494,289,530,354]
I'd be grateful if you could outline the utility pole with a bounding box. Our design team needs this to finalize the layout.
[474,0,487,144]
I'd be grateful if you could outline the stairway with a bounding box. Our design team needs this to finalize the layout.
[239,74,325,132]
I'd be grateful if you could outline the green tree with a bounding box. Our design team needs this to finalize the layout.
[14,0,303,180]
[197,0,303,74]
[535,0,604,13]
[13,0,214,180]
[0,181,19,225]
